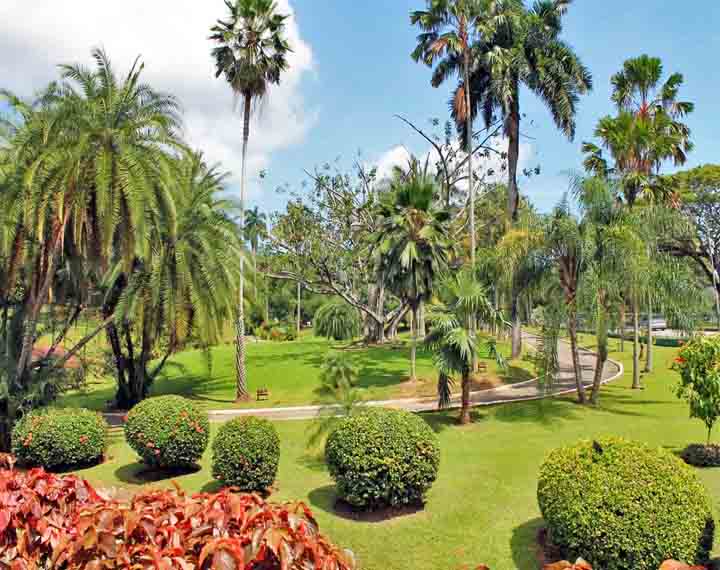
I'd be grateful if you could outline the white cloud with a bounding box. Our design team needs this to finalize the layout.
[0,0,315,196]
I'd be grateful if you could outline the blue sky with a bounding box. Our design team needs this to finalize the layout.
[262,0,720,213]
[1,1,719,215]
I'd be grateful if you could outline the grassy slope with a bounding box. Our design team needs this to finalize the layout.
[58,334,533,411]
[72,337,720,570]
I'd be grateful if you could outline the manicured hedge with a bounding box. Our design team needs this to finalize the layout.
[11,408,107,470]
[537,437,714,570]
[212,416,280,492]
[124,395,209,469]
[325,407,440,510]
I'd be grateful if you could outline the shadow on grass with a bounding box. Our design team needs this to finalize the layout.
[493,398,582,427]
[420,409,486,433]
[511,517,545,570]
[296,452,328,473]
[307,484,425,523]
[114,462,202,485]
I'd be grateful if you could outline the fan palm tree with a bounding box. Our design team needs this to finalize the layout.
[244,205,267,300]
[455,0,592,221]
[375,177,453,381]
[210,0,292,401]
[582,55,693,207]
[425,269,504,424]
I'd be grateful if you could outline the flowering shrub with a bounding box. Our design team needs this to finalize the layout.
[124,395,209,469]
[674,336,720,444]
[0,468,356,569]
[11,408,107,470]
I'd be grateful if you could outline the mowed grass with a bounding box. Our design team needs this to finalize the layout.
[70,337,720,570]
[58,333,533,412]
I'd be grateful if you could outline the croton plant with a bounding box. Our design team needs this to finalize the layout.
[0,467,356,569]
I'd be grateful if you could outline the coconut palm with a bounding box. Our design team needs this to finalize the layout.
[210,0,292,401]
[374,177,453,381]
[455,0,592,221]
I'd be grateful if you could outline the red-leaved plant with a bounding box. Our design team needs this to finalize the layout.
[0,468,356,570]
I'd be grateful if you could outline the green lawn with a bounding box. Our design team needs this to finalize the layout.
[58,334,533,411]
[68,338,720,570]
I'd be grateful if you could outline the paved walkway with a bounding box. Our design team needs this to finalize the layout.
[106,333,622,425]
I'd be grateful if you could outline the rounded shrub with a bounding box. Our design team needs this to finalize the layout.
[212,416,280,492]
[12,408,107,470]
[537,437,714,570]
[325,407,440,510]
[124,396,209,469]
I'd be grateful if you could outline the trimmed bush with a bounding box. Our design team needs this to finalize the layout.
[212,417,280,492]
[681,444,720,467]
[325,407,440,510]
[124,396,209,469]
[537,437,714,570]
[12,408,107,470]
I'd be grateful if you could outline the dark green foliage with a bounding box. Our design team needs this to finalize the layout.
[124,396,209,469]
[681,444,720,467]
[314,301,360,341]
[12,408,107,470]
[212,416,280,492]
[325,408,440,510]
[537,437,714,570]
[320,351,357,390]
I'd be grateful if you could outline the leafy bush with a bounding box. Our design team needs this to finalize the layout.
[320,351,358,390]
[537,437,714,570]
[124,395,209,469]
[0,468,357,570]
[674,336,720,443]
[325,407,440,510]
[11,408,107,470]
[315,301,360,341]
[681,443,720,467]
[257,321,297,342]
[212,417,280,492]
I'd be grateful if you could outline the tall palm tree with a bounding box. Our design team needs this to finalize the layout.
[375,178,453,381]
[210,0,292,401]
[244,205,267,297]
[456,0,592,221]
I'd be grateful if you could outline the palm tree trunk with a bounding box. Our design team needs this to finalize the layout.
[506,91,521,222]
[418,300,426,338]
[632,298,642,389]
[590,300,608,405]
[459,371,472,425]
[235,94,251,402]
[410,305,418,382]
[619,303,625,353]
[567,302,586,404]
[511,292,522,359]
[644,299,653,373]
[296,281,301,338]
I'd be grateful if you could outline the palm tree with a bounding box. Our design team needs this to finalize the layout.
[426,269,504,423]
[456,0,592,221]
[210,0,292,401]
[244,205,267,310]
[375,177,453,381]
[582,55,693,207]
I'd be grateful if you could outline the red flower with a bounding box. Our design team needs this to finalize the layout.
[675,356,686,364]
[79,436,89,444]
[122,414,129,423]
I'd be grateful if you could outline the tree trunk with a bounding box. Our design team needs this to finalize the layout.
[644,299,653,373]
[296,281,301,338]
[409,305,418,382]
[235,94,251,402]
[459,371,472,425]
[619,303,625,353]
[590,302,608,405]
[506,91,521,222]
[511,292,522,359]
[418,300,426,338]
[567,302,586,404]
[632,298,642,389]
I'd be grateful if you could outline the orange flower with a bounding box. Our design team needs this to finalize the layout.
[79,436,89,444]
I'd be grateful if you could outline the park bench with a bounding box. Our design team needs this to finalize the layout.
[477,362,488,373]
[256,388,270,401]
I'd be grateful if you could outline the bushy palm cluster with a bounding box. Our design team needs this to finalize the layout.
[0,50,243,447]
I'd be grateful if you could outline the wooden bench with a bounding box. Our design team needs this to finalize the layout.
[477,362,488,373]
[256,388,270,401]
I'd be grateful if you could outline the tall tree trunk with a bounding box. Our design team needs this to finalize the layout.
[632,298,642,389]
[296,281,301,337]
[567,301,586,404]
[590,300,608,405]
[418,300,426,338]
[511,292,522,359]
[644,299,653,373]
[713,267,720,331]
[619,303,625,353]
[409,305,418,382]
[235,94,251,402]
[459,371,472,425]
[506,91,521,222]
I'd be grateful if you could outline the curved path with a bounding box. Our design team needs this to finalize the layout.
[105,333,622,425]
